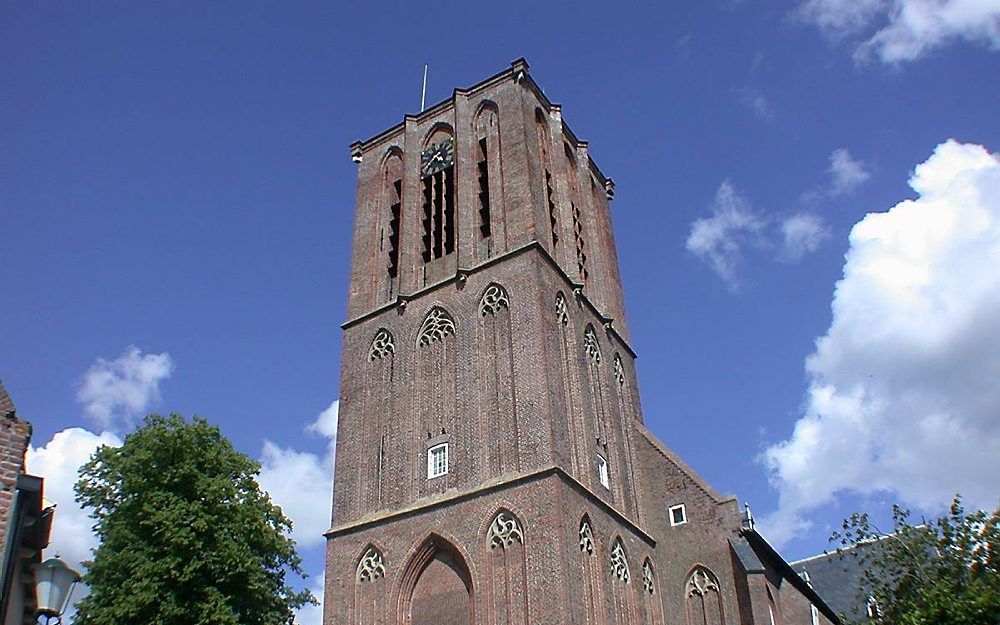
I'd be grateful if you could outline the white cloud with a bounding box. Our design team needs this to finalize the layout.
[762,140,1000,545]
[294,570,325,625]
[829,148,872,195]
[797,0,1000,63]
[76,346,174,430]
[26,428,123,574]
[687,181,765,291]
[780,213,831,261]
[258,400,339,549]
[738,88,776,121]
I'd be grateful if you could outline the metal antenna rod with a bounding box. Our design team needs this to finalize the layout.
[420,63,428,112]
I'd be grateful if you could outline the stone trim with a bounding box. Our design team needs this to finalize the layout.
[325,465,655,547]
[340,241,637,359]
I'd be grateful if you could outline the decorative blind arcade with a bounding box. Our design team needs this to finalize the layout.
[420,138,456,262]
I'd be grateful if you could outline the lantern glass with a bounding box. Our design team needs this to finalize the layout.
[33,558,81,617]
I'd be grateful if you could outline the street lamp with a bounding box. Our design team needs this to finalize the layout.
[33,557,81,625]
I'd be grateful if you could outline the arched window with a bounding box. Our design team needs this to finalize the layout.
[767,586,781,625]
[609,537,630,583]
[418,307,456,346]
[475,102,501,242]
[565,144,588,282]
[555,291,568,326]
[479,283,510,317]
[380,151,404,280]
[420,125,456,262]
[535,109,558,247]
[369,328,395,361]
[579,516,595,555]
[642,558,655,595]
[485,510,524,550]
[355,545,386,583]
[685,566,724,625]
[584,324,602,364]
[613,353,625,387]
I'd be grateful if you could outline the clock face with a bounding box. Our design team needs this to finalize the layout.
[420,138,455,178]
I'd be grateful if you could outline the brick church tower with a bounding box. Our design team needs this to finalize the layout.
[324,60,840,625]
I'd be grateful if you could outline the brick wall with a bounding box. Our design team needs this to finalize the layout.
[325,60,839,625]
[0,381,32,563]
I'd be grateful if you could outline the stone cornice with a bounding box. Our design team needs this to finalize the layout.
[340,240,637,359]
[325,464,655,547]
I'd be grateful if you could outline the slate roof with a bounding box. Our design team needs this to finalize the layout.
[791,538,886,620]
[731,530,842,624]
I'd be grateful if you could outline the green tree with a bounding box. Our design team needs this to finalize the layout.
[74,414,315,625]
[832,496,1000,625]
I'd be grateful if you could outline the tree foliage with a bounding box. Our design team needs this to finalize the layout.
[74,414,315,625]
[832,496,1000,625]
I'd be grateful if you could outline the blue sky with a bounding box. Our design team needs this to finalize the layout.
[3,1,999,621]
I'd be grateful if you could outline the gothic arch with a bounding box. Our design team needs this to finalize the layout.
[608,537,638,625]
[476,286,518,477]
[641,557,656,595]
[355,543,387,583]
[641,557,665,625]
[484,508,525,550]
[578,513,605,625]
[379,144,404,168]
[535,108,559,250]
[555,291,569,326]
[422,122,455,147]
[351,542,389,625]
[609,536,631,583]
[377,148,404,300]
[684,565,724,625]
[480,506,529,625]
[610,349,641,520]
[398,534,474,625]
[578,514,596,556]
[584,324,602,364]
[369,328,396,361]
[414,306,459,498]
[479,282,510,316]
[474,103,504,250]
[474,100,500,129]
[417,306,456,346]
[354,324,398,514]
[767,585,781,625]
[420,124,456,266]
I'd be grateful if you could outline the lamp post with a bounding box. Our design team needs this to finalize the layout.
[33,557,81,625]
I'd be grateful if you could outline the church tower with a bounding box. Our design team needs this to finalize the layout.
[324,60,840,625]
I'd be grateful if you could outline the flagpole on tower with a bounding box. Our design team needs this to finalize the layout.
[420,63,428,112]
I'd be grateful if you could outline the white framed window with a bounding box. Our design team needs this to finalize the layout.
[597,454,609,488]
[427,443,449,479]
[668,503,687,526]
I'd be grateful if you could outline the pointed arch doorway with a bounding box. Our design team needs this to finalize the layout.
[400,535,473,625]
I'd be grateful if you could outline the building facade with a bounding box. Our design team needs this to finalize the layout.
[0,381,53,625]
[324,60,838,625]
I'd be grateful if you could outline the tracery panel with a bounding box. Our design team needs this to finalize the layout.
[477,284,518,478]
[483,509,528,625]
[415,307,458,498]
[685,566,724,625]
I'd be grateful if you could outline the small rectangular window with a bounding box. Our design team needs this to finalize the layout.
[427,443,449,479]
[597,454,609,489]
[669,504,687,526]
